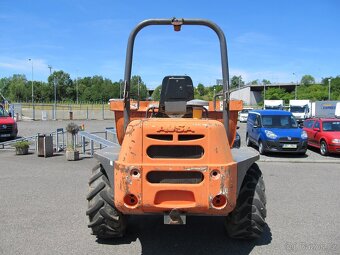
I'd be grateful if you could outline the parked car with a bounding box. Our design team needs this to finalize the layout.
[246,110,308,155]
[303,118,340,155]
[232,131,241,148]
[238,108,253,122]
[0,104,18,141]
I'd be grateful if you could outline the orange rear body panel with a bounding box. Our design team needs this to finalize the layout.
[113,118,238,215]
[109,99,242,146]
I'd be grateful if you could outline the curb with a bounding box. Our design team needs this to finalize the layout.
[259,159,339,164]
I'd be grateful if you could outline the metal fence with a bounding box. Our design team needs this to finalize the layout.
[13,103,115,121]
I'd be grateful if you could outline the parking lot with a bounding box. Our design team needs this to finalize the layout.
[236,122,340,163]
[0,120,339,255]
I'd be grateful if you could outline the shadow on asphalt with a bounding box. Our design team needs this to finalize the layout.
[246,144,340,160]
[97,215,272,255]
[262,153,308,159]
[14,151,35,156]
[307,146,340,159]
[246,144,308,159]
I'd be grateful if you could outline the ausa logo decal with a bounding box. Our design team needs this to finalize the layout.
[157,125,195,133]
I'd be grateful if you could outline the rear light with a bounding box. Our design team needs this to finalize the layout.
[211,194,227,209]
[124,194,138,207]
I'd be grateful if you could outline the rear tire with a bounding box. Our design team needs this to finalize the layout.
[246,133,251,147]
[86,164,127,238]
[320,140,329,156]
[225,163,266,239]
[258,141,265,155]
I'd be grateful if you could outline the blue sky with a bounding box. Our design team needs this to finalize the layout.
[0,0,339,88]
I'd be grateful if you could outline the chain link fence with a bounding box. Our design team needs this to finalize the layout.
[13,103,115,121]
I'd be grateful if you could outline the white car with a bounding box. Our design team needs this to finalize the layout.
[238,108,253,122]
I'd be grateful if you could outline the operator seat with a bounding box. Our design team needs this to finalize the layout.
[156,75,194,117]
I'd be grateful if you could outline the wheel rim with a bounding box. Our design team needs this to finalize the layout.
[259,142,263,153]
[321,142,327,155]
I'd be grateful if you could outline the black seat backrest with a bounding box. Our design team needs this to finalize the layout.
[158,76,194,114]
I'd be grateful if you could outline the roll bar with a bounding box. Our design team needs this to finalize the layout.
[123,18,231,141]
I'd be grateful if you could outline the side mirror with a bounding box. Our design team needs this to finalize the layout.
[313,127,320,132]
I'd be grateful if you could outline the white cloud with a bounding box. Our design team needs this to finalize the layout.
[0,57,50,76]
[0,58,48,71]
[229,68,297,84]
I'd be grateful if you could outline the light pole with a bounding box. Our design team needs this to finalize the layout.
[48,65,57,120]
[293,72,297,100]
[119,80,122,99]
[328,78,331,100]
[28,59,35,120]
[238,76,241,100]
[76,78,79,104]
[263,81,266,101]
[75,69,79,104]
[54,74,57,120]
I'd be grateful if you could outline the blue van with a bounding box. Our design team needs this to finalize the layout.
[246,110,308,155]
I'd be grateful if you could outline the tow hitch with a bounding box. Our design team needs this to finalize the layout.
[164,209,186,225]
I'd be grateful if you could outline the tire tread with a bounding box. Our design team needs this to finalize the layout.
[225,163,267,239]
[86,164,126,238]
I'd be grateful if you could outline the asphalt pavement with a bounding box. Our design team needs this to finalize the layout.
[236,122,340,163]
[0,151,339,255]
[0,120,339,254]
[4,120,340,164]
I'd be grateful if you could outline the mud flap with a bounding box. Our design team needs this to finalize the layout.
[231,147,260,196]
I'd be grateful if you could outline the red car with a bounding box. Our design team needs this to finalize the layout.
[0,104,18,141]
[303,118,340,155]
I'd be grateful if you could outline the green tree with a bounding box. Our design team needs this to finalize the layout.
[8,74,28,102]
[197,83,205,96]
[32,81,49,102]
[151,85,162,100]
[321,76,340,100]
[77,77,92,101]
[48,71,74,101]
[40,81,53,102]
[90,75,105,101]
[131,75,148,100]
[300,75,315,85]
[231,76,244,89]
[251,79,259,85]
[295,84,328,101]
[0,77,11,99]
[75,76,120,102]
[263,87,292,104]
[262,79,271,85]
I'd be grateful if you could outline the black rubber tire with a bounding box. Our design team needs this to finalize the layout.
[86,164,127,239]
[225,163,267,239]
[320,140,329,156]
[258,140,265,155]
[246,133,251,147]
